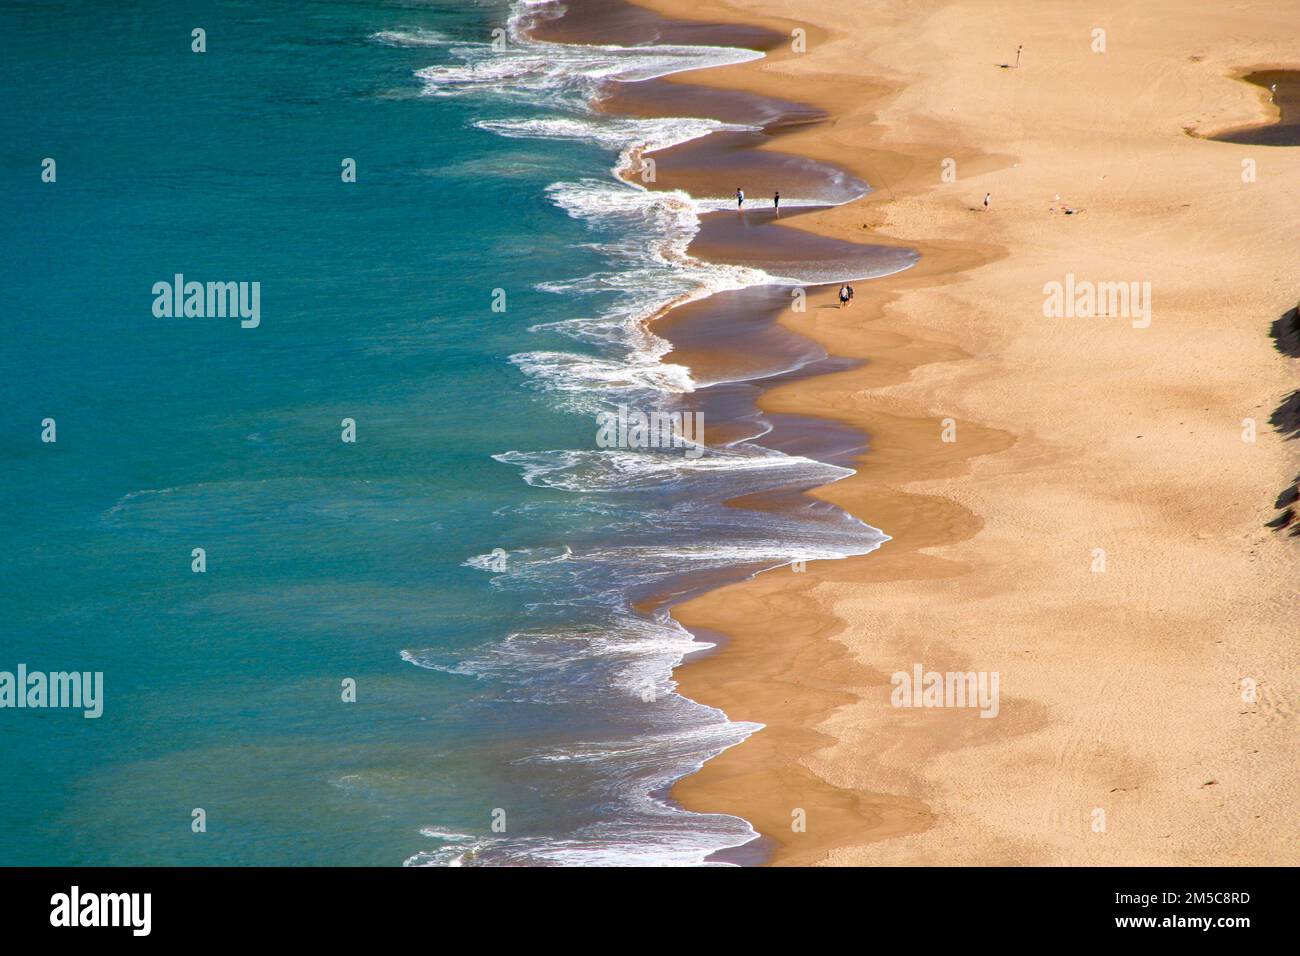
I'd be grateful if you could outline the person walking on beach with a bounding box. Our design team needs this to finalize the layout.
[1015,44,1022,68]
[983,192,991,210]
[736,186,745,209]
[847,284,855,307]
[838,284,850,308]
[774,190,781,214]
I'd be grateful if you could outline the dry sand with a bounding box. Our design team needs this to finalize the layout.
[629,0,1299,865]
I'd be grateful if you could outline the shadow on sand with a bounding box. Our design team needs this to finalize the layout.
[1266,303,1299,534]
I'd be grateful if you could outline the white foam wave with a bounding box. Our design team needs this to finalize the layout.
[506,178,778,406]
[403,613,703,701]
[475,115,757,154]
[401,606,762,866]
[389,9,780,407]
[416,38,762,107]
[494,445,852,493]
[510,350,694,399]
[380,0,890,869]
[418,826,476,842]
[462,545,573,576]
[404,715,761,866]
[369,29,451,48]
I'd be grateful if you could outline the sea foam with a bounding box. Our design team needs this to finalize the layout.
[388,0,888,868]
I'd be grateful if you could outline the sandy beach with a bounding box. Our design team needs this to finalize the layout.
[4,0,1296,892]
[602,0,1300,865]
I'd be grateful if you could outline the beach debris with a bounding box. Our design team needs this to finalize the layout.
[1049,196,1084,215]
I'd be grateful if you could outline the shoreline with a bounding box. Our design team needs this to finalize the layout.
[530,0,946,864]
[557,0,1012,863]
[545,0,1007,862]
[515,0,921,866]
[530,0,956,858]
[612,0,1298,866]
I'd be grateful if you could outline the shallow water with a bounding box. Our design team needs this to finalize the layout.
[1211,71,1300,147]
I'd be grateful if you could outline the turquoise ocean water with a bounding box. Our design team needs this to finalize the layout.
[0,0,888,864]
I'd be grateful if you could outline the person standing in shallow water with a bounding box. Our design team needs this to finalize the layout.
[774,190,780,215]
[736,186,744,209]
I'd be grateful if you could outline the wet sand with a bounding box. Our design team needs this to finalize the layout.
[688,210,918,283]
[653,284,829,386]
